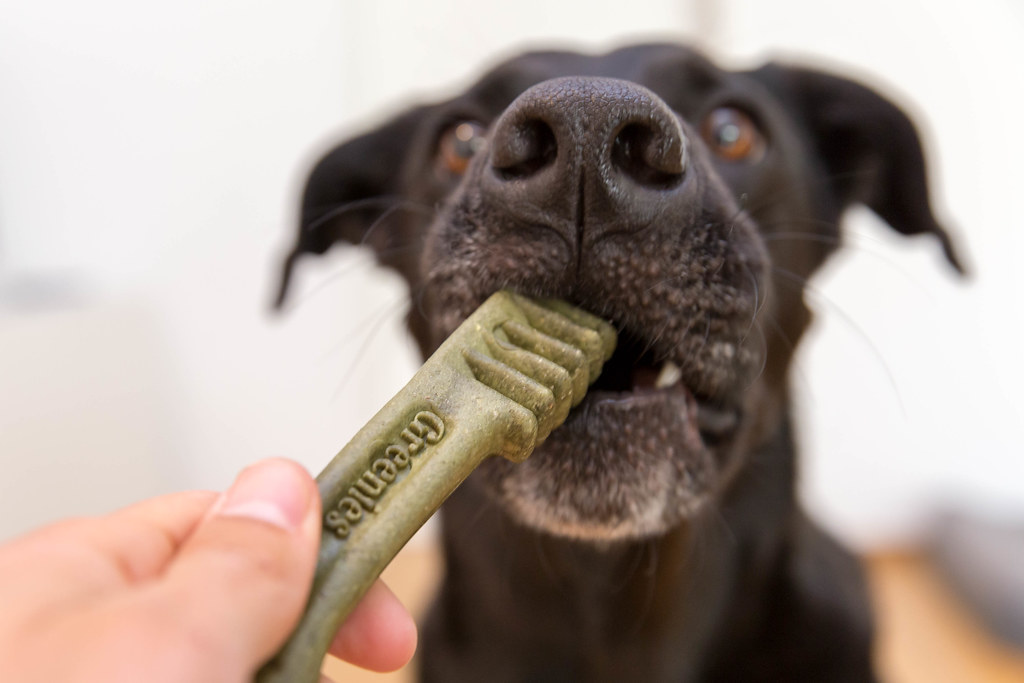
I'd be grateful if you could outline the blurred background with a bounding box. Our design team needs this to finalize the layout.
[2,0,1022,680]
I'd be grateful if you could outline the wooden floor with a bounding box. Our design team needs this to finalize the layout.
[870,552,1024,683]
[323,546,1024,683]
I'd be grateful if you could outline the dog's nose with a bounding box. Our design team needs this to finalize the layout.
[484,77,688,242]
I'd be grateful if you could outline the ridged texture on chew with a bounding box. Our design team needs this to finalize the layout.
[256,291,615,683]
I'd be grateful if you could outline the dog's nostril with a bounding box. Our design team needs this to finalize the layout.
[611,123,686,189]
[491,119,557,180]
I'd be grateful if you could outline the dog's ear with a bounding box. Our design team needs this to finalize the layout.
[754,63,965,274]
[275,106,431,308]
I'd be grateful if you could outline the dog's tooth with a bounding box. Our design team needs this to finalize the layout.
[655,361,682,388]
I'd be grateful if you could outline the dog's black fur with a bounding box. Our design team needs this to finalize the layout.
[278,44,963,682]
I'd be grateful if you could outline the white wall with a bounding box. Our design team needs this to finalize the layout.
[1,0,1020,548]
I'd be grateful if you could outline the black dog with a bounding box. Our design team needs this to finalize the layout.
[277,44,963,682]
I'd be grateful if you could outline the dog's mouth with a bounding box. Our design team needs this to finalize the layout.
[478,321,743,542]
[584,329,741,447]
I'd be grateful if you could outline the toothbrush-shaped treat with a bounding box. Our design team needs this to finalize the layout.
[256,290,616,683]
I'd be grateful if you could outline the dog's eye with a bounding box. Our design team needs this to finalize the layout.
[437,121,487,175]
[700,107,765,162]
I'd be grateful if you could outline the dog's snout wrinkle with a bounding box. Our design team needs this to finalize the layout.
[483,77,689,250]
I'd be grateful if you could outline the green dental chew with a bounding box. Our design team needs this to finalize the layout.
[256,290,616,683]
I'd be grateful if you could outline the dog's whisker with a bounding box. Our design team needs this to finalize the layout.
[279,240,428,315]
[666,314,703,375]
[409,265,463,323]
[459,486,508,546]
[317,292,411,361]
[359,202,431,250]
[496,513,518,602]
[771,265,908,418]
[275,256,376,316]
[610,540,648,593]
[740,320,771,393]
[303,195,434,235]
[724,203,750,238]
[758,306,816,402]
[744,264,761,333]
[329,296,411,401]
[644,537,659,578]
[409,276,433,323]
[634,313,673,360]
[687,511,712,581]
[706,492,738,549]
[645,317,675,361]
[740,166,876,220]
[737,258,770,379]
[532,533,560,583]
[759,222,842,238]
[371,234,432,259]
[763,230,934,296]
[674,311,715,388]
[622,540,660,638]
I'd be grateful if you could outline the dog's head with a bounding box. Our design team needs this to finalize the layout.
[279,44,962,542]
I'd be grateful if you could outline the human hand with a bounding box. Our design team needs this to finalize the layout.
[0,458,417,683]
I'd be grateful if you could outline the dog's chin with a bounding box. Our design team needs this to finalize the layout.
[478,382,730,543]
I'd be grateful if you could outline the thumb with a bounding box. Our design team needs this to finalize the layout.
[155,458,321,679]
